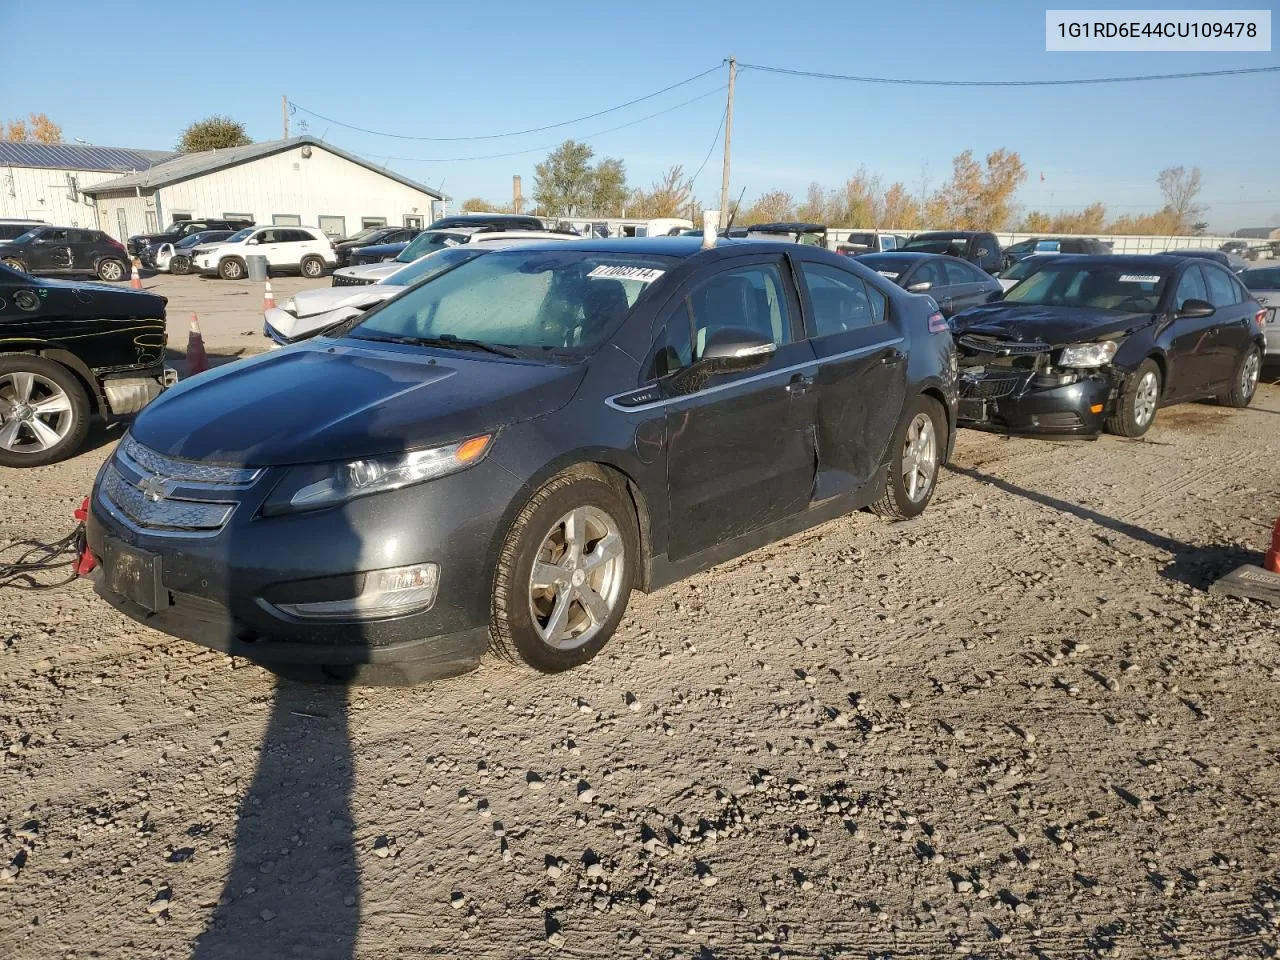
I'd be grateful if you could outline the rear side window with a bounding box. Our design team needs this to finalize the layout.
[800,262,884,337]
[688,263,792,357]
[1203,264,1242,307]
[1174,266,1208,308]
[913,259,948,288]
[1244,268,1280,290]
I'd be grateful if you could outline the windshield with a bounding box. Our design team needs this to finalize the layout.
[223,228,253,243]
[1002,264,1170,311]
[1005,239,1035,255]
[383,247,484,287]
[903,235,971,254]
[349,249,675,355]
[855,254,916,280]
[395,231,471,263]
[178,232,214,248]
[344,227,383,243]
[1000,257,1051,283]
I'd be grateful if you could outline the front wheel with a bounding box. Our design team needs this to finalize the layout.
[490,470,638,673]
[0,355,91,467]
[218,258,246,280]
[170,256,191,276]
[1105,358,1161,437]
[2,258,27,273]
[97,258,126,282]
[1217,345,1261,408]
[872,395,947,521]
[300,255,325,278]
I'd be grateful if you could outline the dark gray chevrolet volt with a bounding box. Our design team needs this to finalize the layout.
[87,238,957,680]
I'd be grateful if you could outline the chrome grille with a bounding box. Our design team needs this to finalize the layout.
[99,464,235,533]
[958,335,1051,356]
[332,273,375,287]
[120,437,261,485]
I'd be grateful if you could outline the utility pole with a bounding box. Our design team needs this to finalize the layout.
[282,95,289,139]
[718,56,736,231]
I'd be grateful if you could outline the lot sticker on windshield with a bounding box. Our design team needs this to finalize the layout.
[1119,274,1161,283]
[877,271,900,279]
[442,238,462,247]
[588,265,665,283]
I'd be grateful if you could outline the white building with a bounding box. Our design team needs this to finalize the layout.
[0,141,173,228]
[83,136,448,242]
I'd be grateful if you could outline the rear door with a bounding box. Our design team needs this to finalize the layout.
[1202,262,1258,384]
[911,259,955,314]
[941,258,992,312]
[795,257,906,499]
[661,255,818,560]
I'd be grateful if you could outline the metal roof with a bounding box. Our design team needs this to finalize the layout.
[81,135,449,200]
[0,141,174,172]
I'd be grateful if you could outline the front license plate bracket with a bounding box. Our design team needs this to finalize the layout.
[103,540,166,613]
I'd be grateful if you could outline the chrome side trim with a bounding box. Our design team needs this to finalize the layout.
[604,337,905,412]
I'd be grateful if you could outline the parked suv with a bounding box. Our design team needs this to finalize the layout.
[901,231,1003,273]
[0,225,131,281]
[193,226,337,280]
[1002,237,1110,268]
[836,230,906,256]
[128,218,254,257]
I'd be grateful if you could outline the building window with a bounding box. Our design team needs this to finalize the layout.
[361,217,387,229]
[171,212,193,224]
[403,215,424,229]
[223,212,253,222]
[272,214,302,226]
[144,211,158,232]
[318,215,346,239]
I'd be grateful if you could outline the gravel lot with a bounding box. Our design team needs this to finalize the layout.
[2,277,1279,958]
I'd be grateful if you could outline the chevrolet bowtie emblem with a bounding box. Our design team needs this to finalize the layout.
[137,475,171,503]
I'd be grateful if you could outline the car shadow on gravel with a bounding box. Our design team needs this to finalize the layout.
[946,464,1257,589]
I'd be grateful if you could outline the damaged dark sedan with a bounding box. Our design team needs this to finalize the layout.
[951,255,1267,438]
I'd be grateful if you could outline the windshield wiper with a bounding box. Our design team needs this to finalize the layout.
[352,333,523,358]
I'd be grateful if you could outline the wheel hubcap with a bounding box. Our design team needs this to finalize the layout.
[102,262,122,279]
[528,505,625,650]
[1133,371,1159,426]
[0,372,73,454]
[1242,352,1260,399]
[900,412,938,503]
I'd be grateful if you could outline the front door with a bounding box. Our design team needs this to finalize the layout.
[664,257,817,561]
[796,257,907,499]
[251,229,287,266]
[1165,265,1223,400]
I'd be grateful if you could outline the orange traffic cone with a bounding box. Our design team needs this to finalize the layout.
[1265,516,1280,574]
[186,313,208,377]
[263,280,275,313]
[130,259,143,290]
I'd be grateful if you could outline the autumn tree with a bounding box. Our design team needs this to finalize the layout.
[2,113,63,143]
[1018,202,1107,234]
[178,116,252,152]
[930,149,1026,230]
[880,182,921,229]
[460,197,512,214]
[591,157,628,217]
[630,165,694,218]
[532,140,628,217]
[741,190,796,225]
[1157,166,1205,233]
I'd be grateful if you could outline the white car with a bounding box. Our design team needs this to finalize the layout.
[194,225,337,280]
[332,229,572,286]
[264,235,578,345]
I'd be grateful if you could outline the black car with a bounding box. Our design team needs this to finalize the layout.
[87,237,956,681]
[0,219,46,242]
[138,230,235,274]
[127,218,254,257]
[0,263,168,466]
[855,252,1002,317]
[349,217,551,266]
[1002,236,1110,268]
[1161,248,1248,275]
[428,213,545,232]
[951,255,1266,439]
[901,231,1003,273]
[334,227,422,267]
[0,226,132,282]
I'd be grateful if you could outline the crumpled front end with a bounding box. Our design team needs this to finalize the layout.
[955,334,1114,437]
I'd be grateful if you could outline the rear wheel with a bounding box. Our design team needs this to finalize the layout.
[2,258,27,273]
[218,257,246,280]
[872,395,946,521]
[96,258,125,282]
[0,355,91,467]
[1105,359,1161,437]
[490,470,637,673]
[1217,345,1261,408]
[300,255,325,278]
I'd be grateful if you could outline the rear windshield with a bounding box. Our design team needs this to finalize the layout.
[395,231,471,263]
[1002,264,1170,312]
[1243,268,1280,290]
[855,253,917,280]
[349,249,675,356]
[902,235,972,254]
[383,246,484,287]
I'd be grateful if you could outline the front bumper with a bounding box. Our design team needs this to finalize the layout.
[957,368,1112,437]
[86,450,522,671]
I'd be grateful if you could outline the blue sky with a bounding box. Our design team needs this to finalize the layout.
[2,0,1276,231]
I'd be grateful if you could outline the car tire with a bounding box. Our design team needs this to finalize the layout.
[1105,358,1162,438]
[96,258,126,282]
[0,355,91,468]
[871,394,947,521]
[300,255,325,279]
[170,256,190,276]
[490,468,638,673]
[1217,345,1261,408]
[1,258,28,273]
[218,257,246,280]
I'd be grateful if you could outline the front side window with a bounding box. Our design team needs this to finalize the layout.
[800,262,881,337]
[648,304,694,379]
[350,250,673,355]
[41,229,68,243]
[1174,266,1209,308]
[688,263,792,358]
[1203,264,1242,307]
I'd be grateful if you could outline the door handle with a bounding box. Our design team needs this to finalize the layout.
[879,353,905,366]
[786,373,815,395]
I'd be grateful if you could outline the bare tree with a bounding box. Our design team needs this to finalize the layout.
[1157,166,1205,232]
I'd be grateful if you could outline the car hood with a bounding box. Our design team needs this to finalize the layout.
[951,303,1154,344]
[129,339,586,466]
[291,285,397,318]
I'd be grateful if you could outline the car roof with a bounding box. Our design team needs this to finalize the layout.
[746,221,826,232]
[1033,254,1180,269]
[857,251,940,260]
[910,230,984,237]
[468,230,578,242]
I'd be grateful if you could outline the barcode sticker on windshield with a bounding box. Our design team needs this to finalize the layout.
[877,271,900,279]
[442,238,462,247]
[1119,274,1161,283]
[588,265,665,283]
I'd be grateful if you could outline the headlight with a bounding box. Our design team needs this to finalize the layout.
[263,434,493,515]
[1059,342,1118,368]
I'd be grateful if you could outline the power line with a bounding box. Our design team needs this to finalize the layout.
[290,64,723,142]
[738,61,1280,87]
[377,86,727,164]
[689,104,728,188]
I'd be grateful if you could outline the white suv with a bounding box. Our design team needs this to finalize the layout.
[194,226,337,280]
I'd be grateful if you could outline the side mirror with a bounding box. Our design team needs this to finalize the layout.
[976,248,990,257]
[906,280,932,292]
[1178,298,1215,318]
[245,238,259,246]
[699,326,776,372]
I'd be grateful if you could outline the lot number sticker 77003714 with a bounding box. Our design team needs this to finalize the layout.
[588,265,666,283]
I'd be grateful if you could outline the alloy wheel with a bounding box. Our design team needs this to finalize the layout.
[99,260,124,281]
[528,506,626,650]
[901,412,938,503]
[1133,371,1159,426]
[0,372,74,454]
[1241,350,1260,400]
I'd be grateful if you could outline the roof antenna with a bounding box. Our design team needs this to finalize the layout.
[723,186,746,235]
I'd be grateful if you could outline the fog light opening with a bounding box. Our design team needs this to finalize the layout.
[276,563,440,620]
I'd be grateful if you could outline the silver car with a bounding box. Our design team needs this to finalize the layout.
[1242,264,1280,359]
